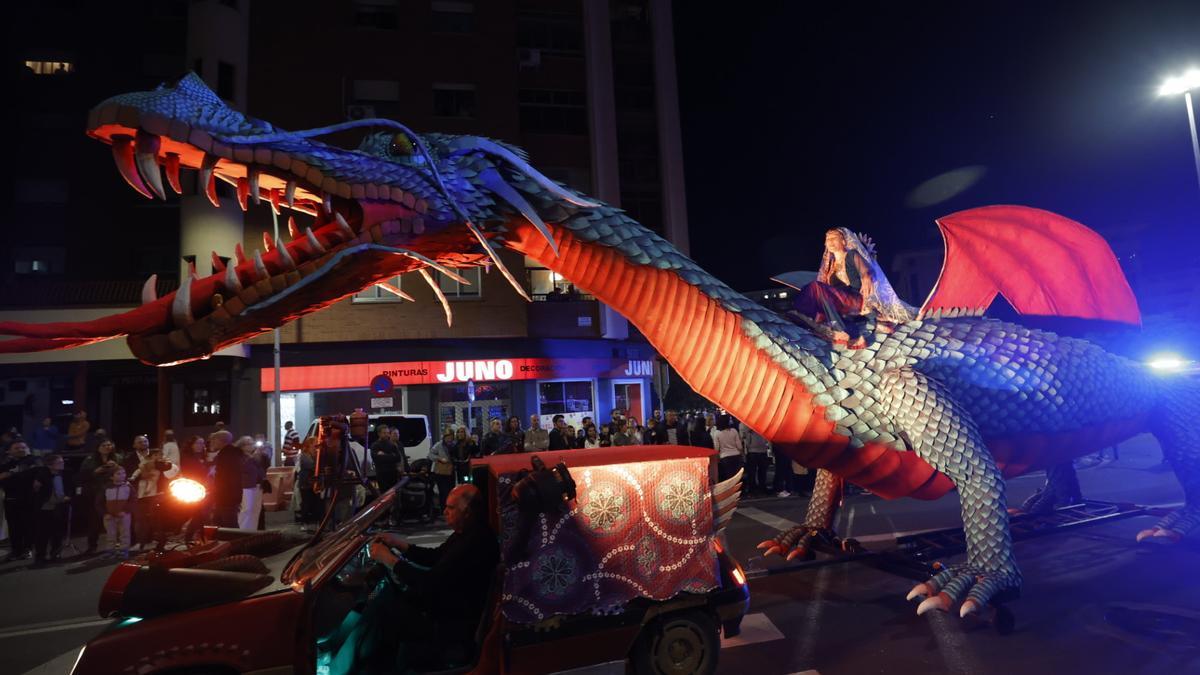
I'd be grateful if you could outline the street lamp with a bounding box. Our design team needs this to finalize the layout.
[1158,68,1200,193]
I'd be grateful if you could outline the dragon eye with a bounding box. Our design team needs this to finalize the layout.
[389,133,414,157]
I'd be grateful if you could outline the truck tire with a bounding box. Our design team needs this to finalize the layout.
[631,609,720,675]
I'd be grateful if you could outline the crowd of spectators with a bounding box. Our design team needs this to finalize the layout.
[426,407,815,503]
[0,415,276,566]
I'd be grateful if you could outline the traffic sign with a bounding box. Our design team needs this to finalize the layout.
[370,374,394,395]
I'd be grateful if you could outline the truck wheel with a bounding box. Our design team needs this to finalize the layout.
[632,609,719,675]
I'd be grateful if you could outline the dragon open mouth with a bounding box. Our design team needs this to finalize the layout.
[0,73,589,366]
[87,103,475,365]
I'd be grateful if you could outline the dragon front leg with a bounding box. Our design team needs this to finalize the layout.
[757,469,862,560]
[880,367,1022,618]
[1142,379,1200,543]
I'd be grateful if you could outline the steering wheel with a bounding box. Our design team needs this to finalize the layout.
[331,542,390,593]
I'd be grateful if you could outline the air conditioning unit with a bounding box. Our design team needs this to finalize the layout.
[346,104,377,121]
[518,48,541,69]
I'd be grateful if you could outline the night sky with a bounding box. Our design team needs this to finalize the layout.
[675,2,1200,293]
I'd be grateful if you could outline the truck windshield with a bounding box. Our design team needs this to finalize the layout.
[281,485,397,587]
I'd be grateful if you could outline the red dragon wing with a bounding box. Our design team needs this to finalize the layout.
[919,205,1141,325]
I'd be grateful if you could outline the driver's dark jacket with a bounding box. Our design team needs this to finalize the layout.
[393,523,500,647]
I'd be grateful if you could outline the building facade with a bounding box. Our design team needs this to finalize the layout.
[2,0,688,449]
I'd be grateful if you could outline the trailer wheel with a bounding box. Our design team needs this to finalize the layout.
[631,609,719,675]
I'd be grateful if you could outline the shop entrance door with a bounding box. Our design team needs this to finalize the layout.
[613,381,644,423]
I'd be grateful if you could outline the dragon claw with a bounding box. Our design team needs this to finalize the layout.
[916,593,951,616]
[785,547,809,561]
[1136,527,1183,544]
[756,540,776,551]
[909,562,1020,619]
[906,583,932,602]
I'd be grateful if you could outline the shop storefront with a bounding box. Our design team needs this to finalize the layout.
[261,355,656,437]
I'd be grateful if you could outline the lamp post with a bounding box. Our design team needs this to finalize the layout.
[1159,68,1200,194]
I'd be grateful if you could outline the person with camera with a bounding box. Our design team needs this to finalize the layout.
[130,447,174,550]
[0,439,39,561]
[77,439,122,554]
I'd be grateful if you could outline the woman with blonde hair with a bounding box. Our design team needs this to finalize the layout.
[793,228,915,327]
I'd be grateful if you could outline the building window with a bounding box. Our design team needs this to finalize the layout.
[538,380,594,416]
[13,247,65,275]
[217,61,235,100]
[353,275,407,303]
[354,0,399,29]
[433,83,476,119]
[438,267,481,299]
[184,384,228,427]
[431,1,474,33]
[519,89,587,135]
[24,60,74,76]
[516,11,583,57]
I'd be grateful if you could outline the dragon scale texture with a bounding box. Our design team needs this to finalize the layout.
[2,74,1198,616]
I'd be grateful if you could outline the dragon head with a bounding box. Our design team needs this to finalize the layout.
[18,73,595,365]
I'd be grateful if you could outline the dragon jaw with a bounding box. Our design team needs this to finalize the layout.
[1,74,584,366]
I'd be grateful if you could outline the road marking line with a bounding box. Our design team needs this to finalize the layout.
[720,612,785,648]
[22,646,85,675]
[738,506,800,531]
[0,618,110,640]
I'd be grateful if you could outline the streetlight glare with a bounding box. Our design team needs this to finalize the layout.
[1159,68,1200,97]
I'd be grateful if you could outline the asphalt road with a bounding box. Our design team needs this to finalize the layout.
[1,433,1194,675]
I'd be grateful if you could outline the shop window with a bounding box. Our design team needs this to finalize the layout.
[184,384,229,426]
[438,267,481,299]
[433,83,476,119]
[438,382,511,436]
[432,1,474,33]
[539,380,594,415]
[353,275,406,303]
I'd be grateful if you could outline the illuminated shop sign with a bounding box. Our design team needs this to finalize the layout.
[261,357,654,392]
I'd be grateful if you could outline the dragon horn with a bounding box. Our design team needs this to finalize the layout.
[418,268,453,328]
[467,222,531,302]
[478,168,559,257]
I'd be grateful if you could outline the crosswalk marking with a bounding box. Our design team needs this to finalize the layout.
[720,612,784,648]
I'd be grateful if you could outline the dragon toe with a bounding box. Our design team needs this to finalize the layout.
[909,563,1020,619]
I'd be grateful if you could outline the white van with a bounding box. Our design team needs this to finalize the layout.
[304,413,431,468]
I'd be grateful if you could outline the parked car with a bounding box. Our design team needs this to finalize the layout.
[70,445,748,675]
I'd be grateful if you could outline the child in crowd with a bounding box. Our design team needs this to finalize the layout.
[131,448,169,549]
[103,467,133,557]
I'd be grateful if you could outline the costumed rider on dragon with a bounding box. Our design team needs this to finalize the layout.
[788,227,915,347]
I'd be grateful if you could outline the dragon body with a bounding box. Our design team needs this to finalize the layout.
[4,75,1198,617]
